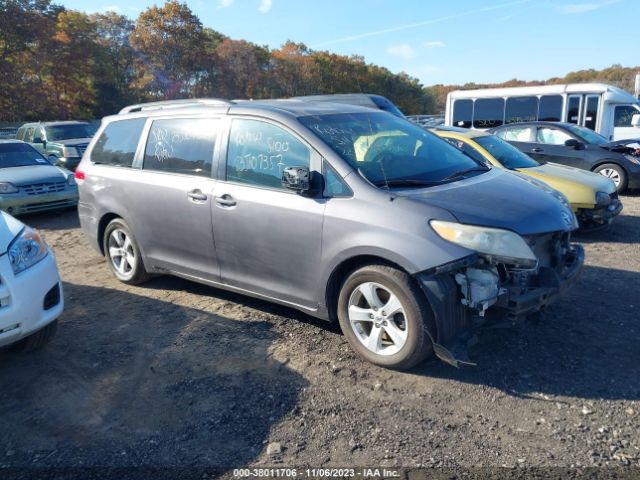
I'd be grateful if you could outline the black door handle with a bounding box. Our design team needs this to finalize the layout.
[215,194,236,207]
[530,147,543,153]
[187,189,207,201]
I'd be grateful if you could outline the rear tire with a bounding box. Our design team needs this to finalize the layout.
[594,163,627,193]
[11,320,58,353]
[103,218,150,285]
[337,264,435,370]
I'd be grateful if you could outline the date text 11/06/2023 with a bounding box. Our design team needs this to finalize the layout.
[232,468,401,478]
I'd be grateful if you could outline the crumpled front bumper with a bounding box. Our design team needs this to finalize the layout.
[415,244,585,367]
[577,200,623,228]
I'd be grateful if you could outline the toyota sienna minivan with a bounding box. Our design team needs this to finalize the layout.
[77,98,584,370]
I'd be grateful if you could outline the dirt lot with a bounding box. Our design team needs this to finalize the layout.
[1,193,639,478]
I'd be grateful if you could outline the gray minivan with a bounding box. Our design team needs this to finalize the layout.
[77,99,584,370]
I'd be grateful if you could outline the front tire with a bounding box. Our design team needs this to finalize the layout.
[103,218,150,284]
[594,163,627,193]
[337,265,435,370]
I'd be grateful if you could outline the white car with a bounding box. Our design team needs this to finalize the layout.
[0,211,61,351]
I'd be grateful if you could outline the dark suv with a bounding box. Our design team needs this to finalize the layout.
[77,99,584,370]
[16,121,94,171]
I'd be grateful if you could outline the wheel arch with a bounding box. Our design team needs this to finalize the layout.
[590,159,628,174]
[97,212,124,255]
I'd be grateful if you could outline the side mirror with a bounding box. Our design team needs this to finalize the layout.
[282,166,310,193]
[631,114,640,128]
[564,138,584,150]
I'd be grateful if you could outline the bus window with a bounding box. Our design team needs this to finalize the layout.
[452,99,473,128]
[584,95,599,130]
[473,98,505,129]
[538,95,563,121]
[567,95,581,124]
[505,96,538,124]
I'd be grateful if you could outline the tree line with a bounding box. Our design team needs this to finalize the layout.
[1,0,637,122]
[0,0,433,121]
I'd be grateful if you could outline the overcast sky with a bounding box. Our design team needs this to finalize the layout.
[59,0,637,86]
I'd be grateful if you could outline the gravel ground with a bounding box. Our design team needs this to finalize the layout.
[0,193,639,479]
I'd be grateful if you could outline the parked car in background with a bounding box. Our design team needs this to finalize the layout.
[445,83,640,141]
[0,140,78,215]
[15,121,94,171]
[407,115,445,127]
[0,211,61,352]
[433,127,622,229]
[488,121,640,193]
[77,98,583,370]
[290,93,406,118]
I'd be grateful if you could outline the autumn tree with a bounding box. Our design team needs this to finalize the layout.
[130,0,208,99]
[213,39,269,99]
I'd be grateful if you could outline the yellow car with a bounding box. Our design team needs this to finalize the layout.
[433,128,623,229]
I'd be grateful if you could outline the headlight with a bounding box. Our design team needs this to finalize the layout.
[62,146,79,157]
[623,154,640,165]
[67,174,77,186]
[8,227,48,275]
[595,191,611,206]
[431,220,537,266]
[0,182,18,194]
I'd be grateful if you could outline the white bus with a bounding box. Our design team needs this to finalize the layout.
[445,83,640,141]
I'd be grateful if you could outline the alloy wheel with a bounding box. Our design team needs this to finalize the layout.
[599,168,621,186]
[108,228,136,276]
[347,282,408,356]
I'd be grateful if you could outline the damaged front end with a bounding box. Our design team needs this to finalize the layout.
[416,231,584,368]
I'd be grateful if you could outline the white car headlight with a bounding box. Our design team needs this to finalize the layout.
[0,182,19,194]
[431,220,537,266]
[8,227,48,275]
[62,146,79,157]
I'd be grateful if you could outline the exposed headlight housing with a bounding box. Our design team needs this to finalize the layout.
[61,146,79,157]
[8,227,48,275]
[595,191,611,206]
[623,154,640,165]
[0,182,19,194]
[431,220,537,267]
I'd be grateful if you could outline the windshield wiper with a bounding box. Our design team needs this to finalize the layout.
[441,166,490,181]
[372,179,443,188]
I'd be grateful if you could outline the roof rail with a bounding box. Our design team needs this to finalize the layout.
[118,98,233,114]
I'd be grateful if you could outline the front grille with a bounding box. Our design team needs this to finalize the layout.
[22,181,66,196]
[43,283,61,310]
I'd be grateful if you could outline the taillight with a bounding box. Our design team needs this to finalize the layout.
[74,170,86,181]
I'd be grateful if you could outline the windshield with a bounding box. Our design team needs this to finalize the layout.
[0,143,50,168]
[565,124,608,145]
[45,124,93,141]
[299,112,486,187]
[475,135,540,169]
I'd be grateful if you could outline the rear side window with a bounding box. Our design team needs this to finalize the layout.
[143,118,218,177]
[538,95,563,121]
[91,118,146,167]
[226,119,311,190]
[495,125,534,142]
[505,97,538,124]
[473,98,504,129]
[452,99,473,128]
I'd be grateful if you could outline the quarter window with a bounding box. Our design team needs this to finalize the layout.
[614,105,639,127]
[452,99,473,128]
[536,127,572,145]
[473,98,505,129]
[538,95,563,121]
[226,119,311,189]
[92,118,146,167]
[505,96,538,124]
[143,118,218,177]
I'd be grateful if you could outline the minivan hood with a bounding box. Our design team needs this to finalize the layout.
[399,169,576,235]
[1,164,68,185]
[0,211,25,254]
